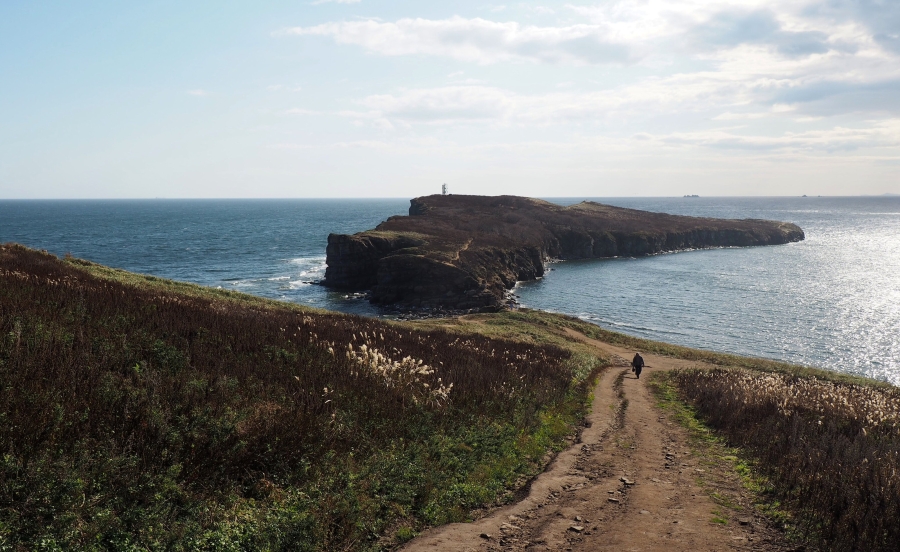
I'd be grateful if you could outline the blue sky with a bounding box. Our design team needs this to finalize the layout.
[1,0,898,198]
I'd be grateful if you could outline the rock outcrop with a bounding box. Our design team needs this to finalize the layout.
[324,195,805,311]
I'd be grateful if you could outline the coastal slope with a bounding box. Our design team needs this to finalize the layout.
[323,195,805,310]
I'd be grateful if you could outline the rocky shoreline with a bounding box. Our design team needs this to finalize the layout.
[323,195,805,311]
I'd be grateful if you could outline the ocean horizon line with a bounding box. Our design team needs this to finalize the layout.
[1,193,898,202]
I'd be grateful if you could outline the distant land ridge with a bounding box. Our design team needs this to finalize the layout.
[323,195,805,311]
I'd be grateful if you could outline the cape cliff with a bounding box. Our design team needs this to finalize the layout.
[323,195,805,311]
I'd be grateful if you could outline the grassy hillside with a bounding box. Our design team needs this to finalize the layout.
[0,245,600,550]
[4,243,898,551]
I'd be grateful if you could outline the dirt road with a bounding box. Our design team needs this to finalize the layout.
[402,331,787,552]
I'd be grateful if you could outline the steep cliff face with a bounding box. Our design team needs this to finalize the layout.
[323,195,805,311]
[324,232,424,290]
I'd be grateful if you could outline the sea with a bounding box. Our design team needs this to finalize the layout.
[2,197,898,385]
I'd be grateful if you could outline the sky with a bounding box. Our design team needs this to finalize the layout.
[1,0,898,199]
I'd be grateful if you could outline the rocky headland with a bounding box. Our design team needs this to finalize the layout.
[323,195,805,311]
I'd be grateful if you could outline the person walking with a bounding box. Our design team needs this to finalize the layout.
[631,353,644,379]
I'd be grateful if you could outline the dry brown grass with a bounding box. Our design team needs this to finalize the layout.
[671,368,900,551]
[0,243,593,550]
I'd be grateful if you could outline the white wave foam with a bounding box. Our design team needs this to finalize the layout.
[289,255,326,266]
[287,256,327,277]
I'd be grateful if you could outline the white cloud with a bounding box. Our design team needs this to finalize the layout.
[281,17,634,64]
[357,86,513,124]
[187,89,209,97]
[345,75,775,127]
[340,79,900,155]
[331,140,391,148]
[281,2,900,70]
[270,120,900,158]
[280,4,900,117]
[647,120,900,152]
[282,1,900,164]
[348,82,725,128]
[713,111,770,120]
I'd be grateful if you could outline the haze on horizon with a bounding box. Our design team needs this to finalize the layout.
[1,1,898,200]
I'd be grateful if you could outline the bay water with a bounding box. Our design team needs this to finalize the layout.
[2,197,898,384]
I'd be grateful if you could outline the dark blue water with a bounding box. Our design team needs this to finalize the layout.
[0,199,409,316]
[2,197,898,384]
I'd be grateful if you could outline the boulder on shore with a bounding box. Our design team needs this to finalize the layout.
[323,195,805,311]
